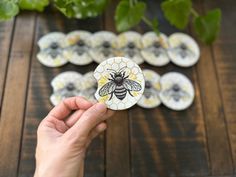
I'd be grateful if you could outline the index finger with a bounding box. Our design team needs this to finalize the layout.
[47,96,93,120]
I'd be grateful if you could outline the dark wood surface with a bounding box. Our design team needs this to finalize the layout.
[0,0,235,177]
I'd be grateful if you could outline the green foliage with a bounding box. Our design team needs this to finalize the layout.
[19,0,49,12]
[54,0,108,18]
[194,9,221,44]
[0,0,222,44]
[0,0,19,20]
[161,0,192,29]
[115,0,146,32]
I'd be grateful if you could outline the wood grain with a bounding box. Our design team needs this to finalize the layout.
[192,0,234,175]
[204,0,236,173]
[129,1,209,176]
[104,1,131,177]
[17,10,105,177]
[0,19,15,114]
[0,13,36,177]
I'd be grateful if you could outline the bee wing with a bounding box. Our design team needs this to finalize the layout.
[99,81,116,97]
[123,79,142,91]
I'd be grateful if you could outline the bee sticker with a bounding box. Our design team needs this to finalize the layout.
[159,72,195,111]
[94,57,145,110]
[141,32,170,66]
[167,33,200,67]
[89,31,117,64]
[137,69,162,108]
[116,31,144,65]
[37,32,68,67]
[63,30,93,66]
[50,71,82,106]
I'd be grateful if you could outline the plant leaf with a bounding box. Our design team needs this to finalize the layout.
[161,0,192,29]
[19,0,49,12]
[73,0,109,18]
[115,0,146,32]
[0,0,19,20]
[194,9,221,44]
[54,0,76,18]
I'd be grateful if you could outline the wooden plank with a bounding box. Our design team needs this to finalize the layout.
[103,1,131,177]
[0,19,15,114]
[130,1,209,176]
[17,11,105,177]
[192,0,234,175]
[0,13,36,177]
[203,0,236,173]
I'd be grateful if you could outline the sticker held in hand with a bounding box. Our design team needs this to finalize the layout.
[94,57,145,110]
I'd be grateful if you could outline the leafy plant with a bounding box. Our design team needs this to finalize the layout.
[0,0,221,44]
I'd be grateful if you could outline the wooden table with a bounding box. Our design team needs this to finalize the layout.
[0,0,235,177]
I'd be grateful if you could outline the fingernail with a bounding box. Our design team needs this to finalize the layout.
[95,103,107,112]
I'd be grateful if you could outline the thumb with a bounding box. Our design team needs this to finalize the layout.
[65,103,108,139]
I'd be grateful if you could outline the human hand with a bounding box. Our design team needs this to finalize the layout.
[34,96,114,177]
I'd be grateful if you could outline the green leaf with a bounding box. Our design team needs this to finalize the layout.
[54,0,108,18]
[161,0,192,29]
[54,0,76,18]
[194,9,221,44]
[73,0,109,18]
[0,0,19,20]
[115,1,146,32]
[19,0,49,12]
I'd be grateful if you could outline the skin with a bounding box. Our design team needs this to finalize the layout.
[34,96,114,177]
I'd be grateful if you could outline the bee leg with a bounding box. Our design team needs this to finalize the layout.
[128,90,134,97]
[109,92,113,100]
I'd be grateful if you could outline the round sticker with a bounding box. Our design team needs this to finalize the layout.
[117,31,144,64]
[37,32,68,67]
[168,33,200,67]
[50,71,82,105]
[159,72,195,111]
[94,57,145,110]
[141,32,170,66]
[89,31,117,63]
[137,69,162,108]
[63,30,93,65]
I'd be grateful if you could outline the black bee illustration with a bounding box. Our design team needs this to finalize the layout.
[44,42,62,58]
[144,41,168,57]
[163,83,190,101]
[172,43,195,59]
[143,80,160,99]
[99,67,142,100]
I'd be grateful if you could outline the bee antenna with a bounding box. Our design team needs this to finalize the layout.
[119,66,127,72]
[107,68,116,72]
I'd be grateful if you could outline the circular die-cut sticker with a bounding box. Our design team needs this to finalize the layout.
[94,57,145,110]
[80,71,97,102]
[141,32,170,66]
[168,33,200,67]
[159,72,195,111]
[63,30,93,65]
[117,31,144,65]
[89,31,117,63]
[137,69,161,108]
[37,32,68,67]
[50,71,82,106]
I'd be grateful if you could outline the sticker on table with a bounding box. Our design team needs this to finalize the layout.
[141,32,170,66]
[117,31,144,65]
[168,33,200,67]
[50,71,82,105]
[63,30,93,65]
[89,31,117,63]
[94,57,145,110]
[159,72,194,111]
[37,32,68,67]
[80,71,97,102]
[137,69,162,108]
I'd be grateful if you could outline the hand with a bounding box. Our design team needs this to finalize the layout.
[34,96,114,177]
